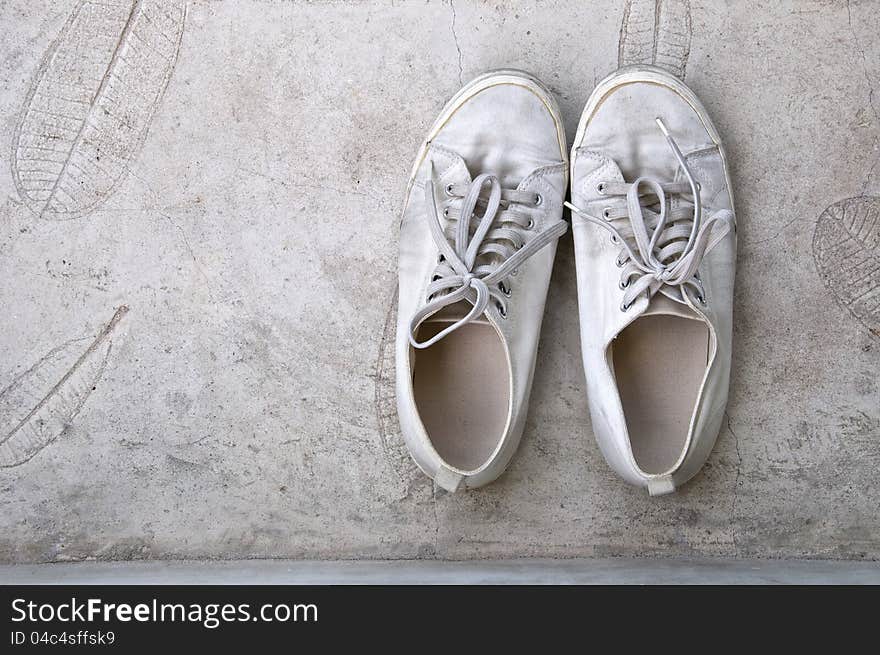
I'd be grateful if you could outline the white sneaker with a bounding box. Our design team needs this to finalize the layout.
[566,65,737,496]
[396,70,568,492]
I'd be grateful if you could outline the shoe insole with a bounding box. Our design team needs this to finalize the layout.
[412,320,509,471]
[612,315,709,475]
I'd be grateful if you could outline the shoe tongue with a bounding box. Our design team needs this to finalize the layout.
[424,300,490,325]
[615,136,679,182]
[641,294,701,320]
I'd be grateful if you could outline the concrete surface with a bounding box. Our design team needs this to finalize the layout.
[4,558,880,585]
[0,0,877,566]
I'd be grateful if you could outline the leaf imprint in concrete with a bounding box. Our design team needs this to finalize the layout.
[812,197,880,337]
[11,1,186,220]
[618,0,692,79]
[0,306,129,468]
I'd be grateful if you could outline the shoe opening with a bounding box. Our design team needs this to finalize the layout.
[412,302,510,471]
[611,312,709,475]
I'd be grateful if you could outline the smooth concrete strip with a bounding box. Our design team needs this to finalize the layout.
[1,558,878,585]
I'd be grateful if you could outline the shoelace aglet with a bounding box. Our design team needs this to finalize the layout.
[564,200,589,219]
[655,117,670,137]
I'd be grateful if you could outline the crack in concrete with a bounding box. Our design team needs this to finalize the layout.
[429,485,441,558]
[846,0,879,123]
[847,1,880,194]
[747,209,804,247]
[448,0,463,86]
[726,412,742,558]
[861,136,880,196]
[127,168,216,300]
[238,165,393,213]
[162,211,214,295]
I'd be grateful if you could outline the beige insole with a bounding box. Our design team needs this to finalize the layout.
[413,320,509,471]
[613,315,709,475]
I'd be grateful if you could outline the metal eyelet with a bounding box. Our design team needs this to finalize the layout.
[620,301,632,312]
[534,193,543,206]
[499,282,512,297]
[610,235,620,244]
[697,294,707,306]
[597,182,606,194]
[445,183,455,196]
[496,302,507,318]
[443,207,449,216]
[619,279,630,290]
[615,257,625,268]
[603,207,611,219]
[437,254,445,263]
[526,218,534,229]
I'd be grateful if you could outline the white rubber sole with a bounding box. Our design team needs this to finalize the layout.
[400,69,568,217]
[571,64,736,216]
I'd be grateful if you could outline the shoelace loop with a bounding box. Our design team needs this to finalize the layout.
[565,118,734,311]
[409,168,567,349]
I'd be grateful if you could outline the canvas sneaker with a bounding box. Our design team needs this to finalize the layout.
[396,70,568,492]
[565,65,737,496]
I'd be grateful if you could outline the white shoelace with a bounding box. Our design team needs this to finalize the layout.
[409,168,568,349]
[565,118,734,311]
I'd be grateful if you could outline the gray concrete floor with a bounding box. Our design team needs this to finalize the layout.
[4,558,880,585]
[0,0,878,567]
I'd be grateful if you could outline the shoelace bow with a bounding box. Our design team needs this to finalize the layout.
[409,168,568,349]
[565,118,734,311]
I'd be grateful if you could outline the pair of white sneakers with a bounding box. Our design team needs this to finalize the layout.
[396,66,736,497]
